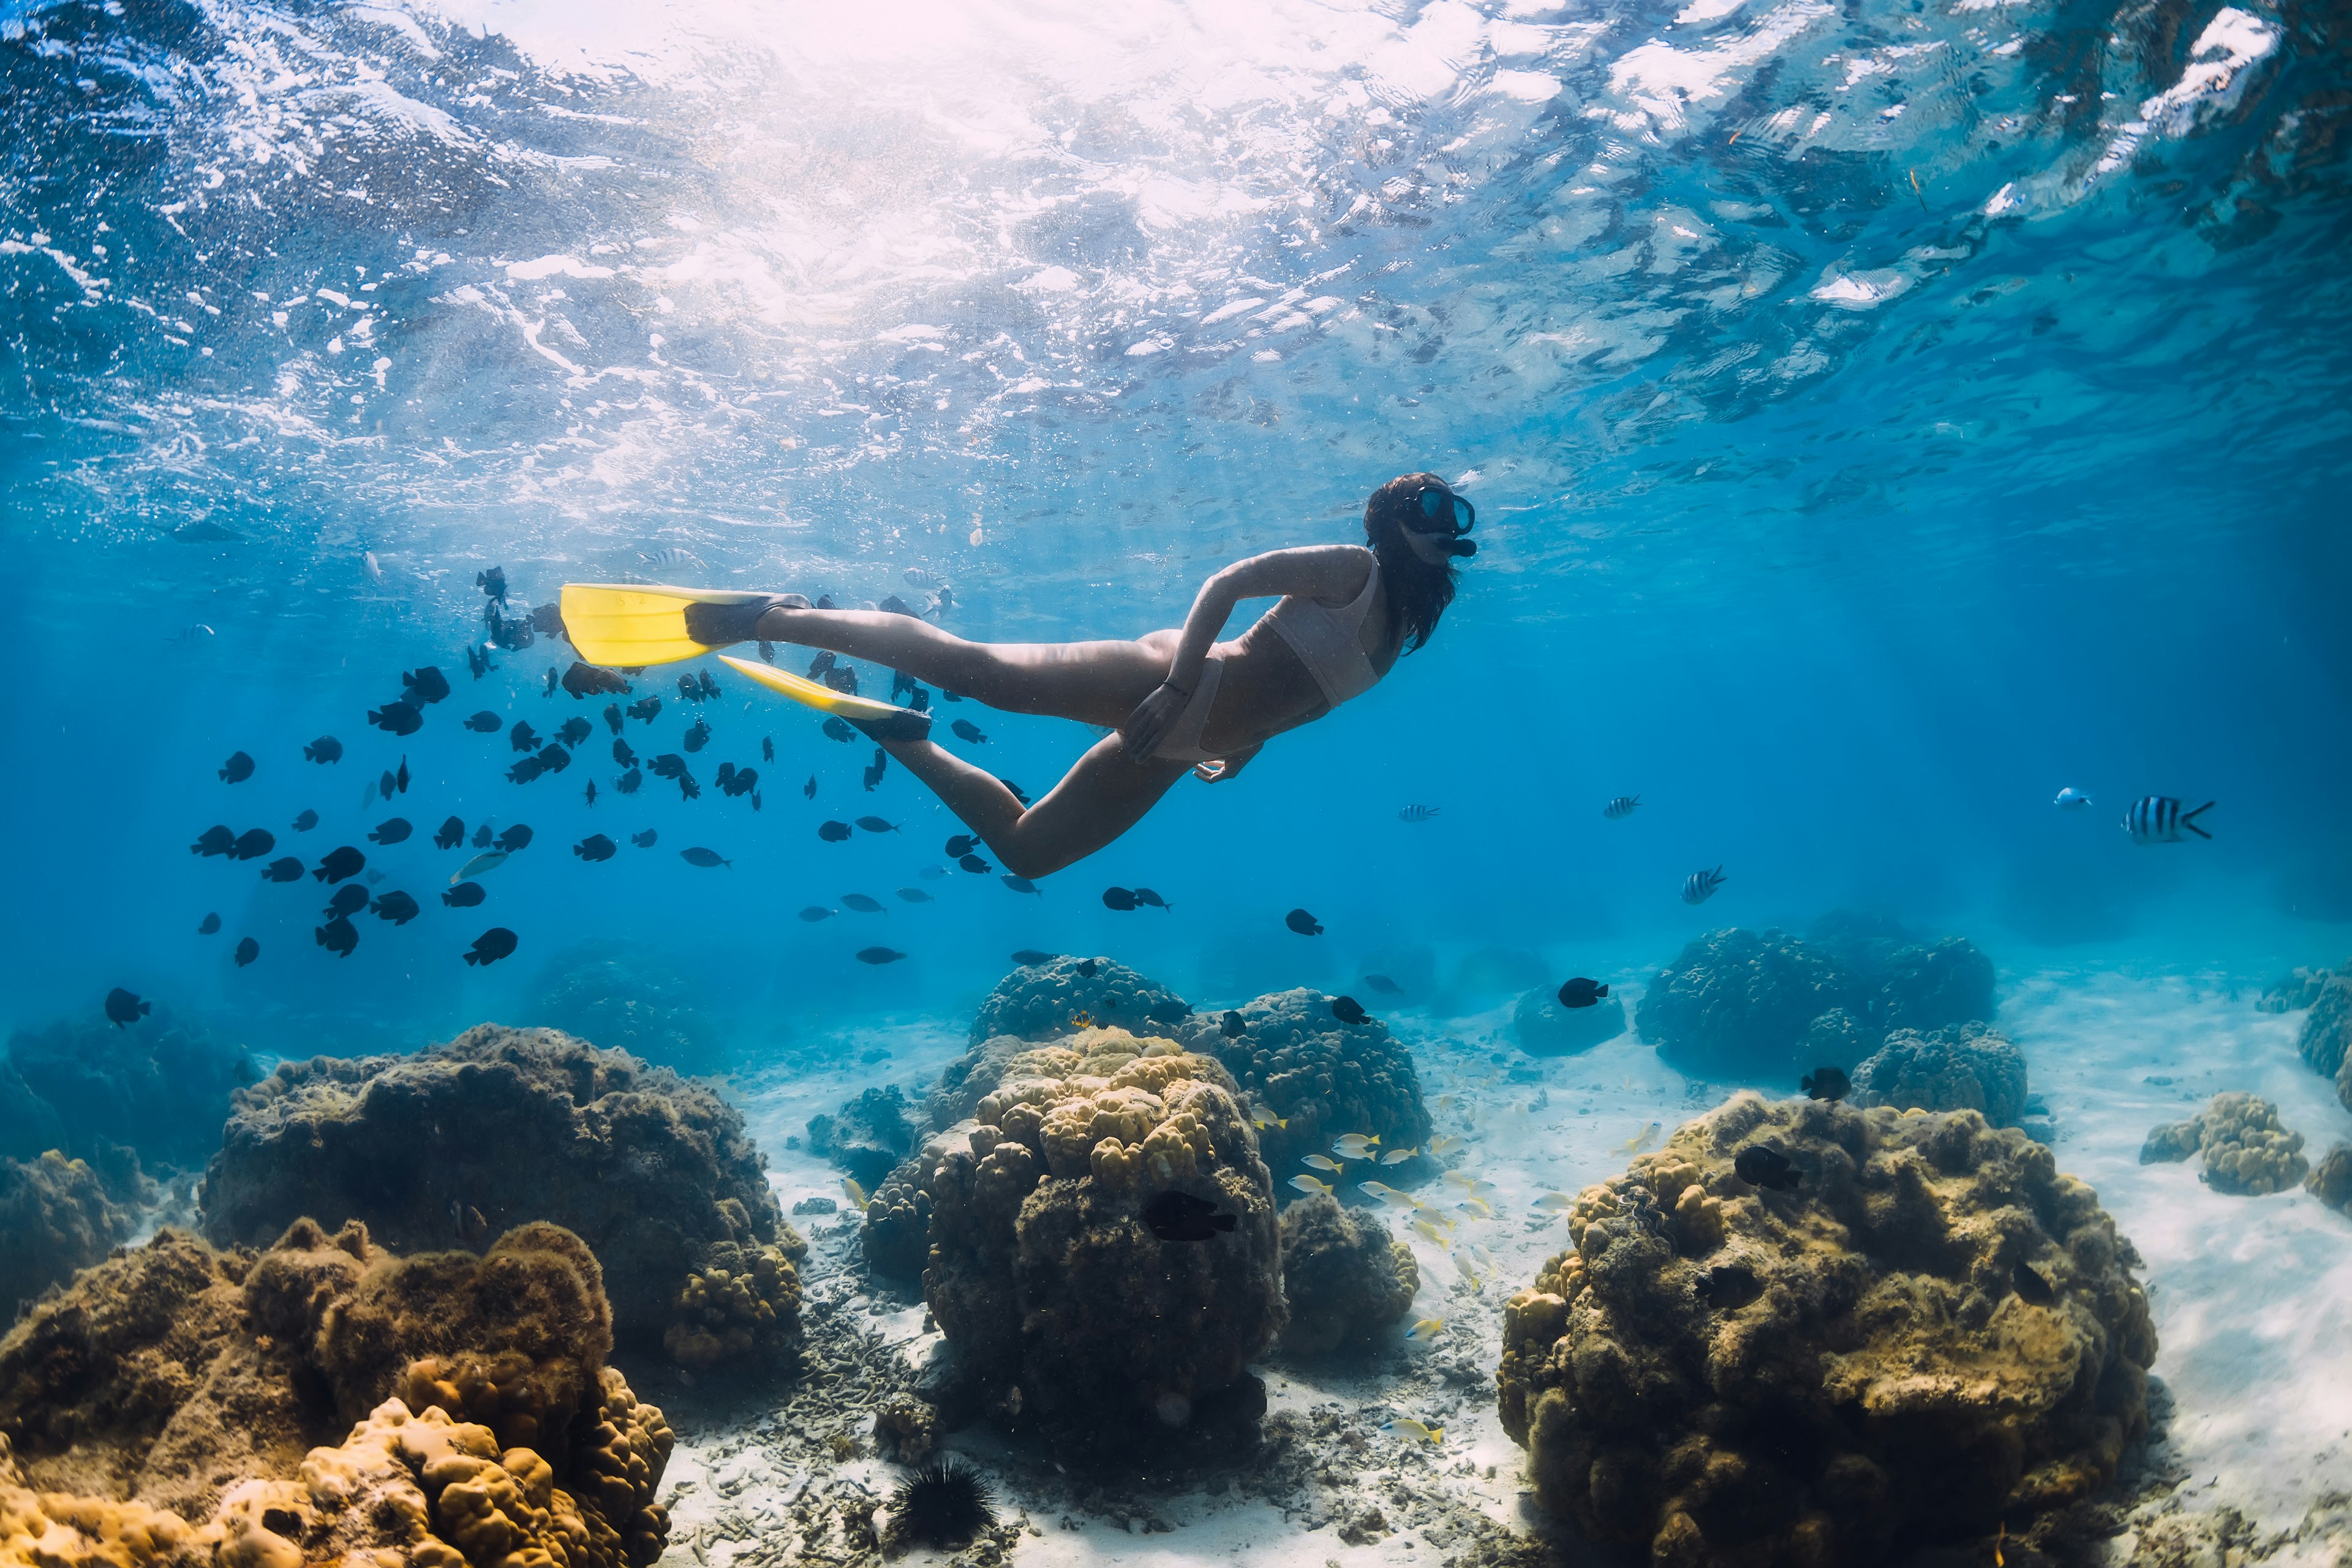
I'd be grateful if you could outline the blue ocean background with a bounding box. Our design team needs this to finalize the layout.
[2,0,2346,1068]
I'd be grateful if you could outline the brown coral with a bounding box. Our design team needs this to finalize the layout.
[2307,1144,2352,1213]
[924,1027,1281,1436]
[1497,1092,2155,1566]
[1275,1194,1420,1355]
[0,1152,137,1322]
[2136,1092,2309,1195]
[0,1219,672,1568]
[659,1235,805,1371]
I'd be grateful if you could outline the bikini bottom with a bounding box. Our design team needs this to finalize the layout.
[1150,655,1225,764]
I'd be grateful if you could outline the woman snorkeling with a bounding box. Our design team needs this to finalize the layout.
[562,471,1474,876]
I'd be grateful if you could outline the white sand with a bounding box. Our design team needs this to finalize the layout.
[657,962,2352,1566]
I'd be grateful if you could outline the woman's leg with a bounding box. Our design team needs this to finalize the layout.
[878,731,1192,878]
[753,607,1172,729]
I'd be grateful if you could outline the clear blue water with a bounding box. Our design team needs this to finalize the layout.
[2,0,2347,1065]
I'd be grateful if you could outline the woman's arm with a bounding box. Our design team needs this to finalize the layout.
[1120,545,1373,759]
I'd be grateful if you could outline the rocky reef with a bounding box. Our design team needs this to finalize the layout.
[4,1005,258,1170]
[923,1026,1281,1440]
[2138,1091,2311,1195]
[1177,988,1433,1182]
[967,956,1191,1044]
[200,1024,797,1360]
[1512,986,1627,1057]
[0,1152,136,1321]
[1852,1022,2030,1128]
[1275,1193,1419,1355]
[529,941,725,1076]
[0,1218,673,1567]
[807,1086,921,1192]
[2306,1144,2352,1213]
[1498,1093,2155,1566]
[859,1156,934,1284]
[1637,917,1997,1083]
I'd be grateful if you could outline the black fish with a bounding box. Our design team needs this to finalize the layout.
[819,820,853,843]
[721,764,758,799]
[510,720,541,753]
[892,669,918,701]
[862,750,886,791]
[627,696,663,724]
[951,719,988,744]
[1694,1262,1763,1310]
[1285,908,1324,936]
[304,736,344,763]
[104,987,150,1028]
[946,834,978,858]
[1557,977,1608,1009]
[434,816,466,850]
[604,703,624,736]
[315,846,366,883]
[198,912,222,935]
[823,666,858,696]
[1132,888,1170,910]
[680,847,731,869]
[650,753,687,779]
[631,830,658,848]
[1220,1009,1247,1039]
[532,602,567,641]
[315,914,360,958]
[575,834,617,862]
[684,718,710,753]
[260,856,305,883]
[466,644,494,679]
[463,927,518,967]
[1102,887,1138,911]
[1331,996,1370,1026]
[442,882,486,908]
[822,717,856,743]
[396,756,410,794]
[758,640,775,663]
[856,947,907,965]
[1076,959,1098,978]
[191,824,236,858]
[497,824,534,853]
[219,750,255,783]
[231,828,276,861]
[612,738,638,767]
[807,649,837,679]
[1734,1146,1802,1191]
[562,662,631,699]
[465,711,503,733]
[803,774,817,799]
[325,884,371,920]
[544,668,559,696]
[1147,999,1192,1025]
[478,565,508,602]
[842,893,886,913]
[1001,875,1041,895]
[959,853,993,875]
[998,778,1031,807]
[535,744,572,775]
[856,816,899,834]
[2013,1258,2057,1305]
[1144,1191,1235,1243]
[472,823,495,848]
[1364,974,1402,995]
[292,809,318,832]
[402,665,452,704]
[1802,1066,1852,1104]
[799,906,836,922]
[677,673,699,703]
[379,770,396,802]
[762,736,775,762]
[371,890,421,925]
[584,779,597,808]
[1011,949,1058,965]
[507,756,546,785]
[616,768,643,795]
[234,937,259,967]
[698,670,718,700]
[941,688,964,701]
[556,717,592,748]
[877,594,921,618]
[369,818,412,845]
[369,700,423,736]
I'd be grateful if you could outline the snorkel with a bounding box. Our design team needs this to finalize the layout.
[1400,478,1477,562]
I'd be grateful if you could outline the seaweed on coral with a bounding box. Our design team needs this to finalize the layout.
[1497,1093,2156,1566]
[0,1152,135,1325]
[1275,1193,1419,1355]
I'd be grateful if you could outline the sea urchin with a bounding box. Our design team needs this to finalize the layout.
[887,1457,998,1549]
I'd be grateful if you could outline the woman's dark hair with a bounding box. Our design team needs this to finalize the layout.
[1364,472,1463,654]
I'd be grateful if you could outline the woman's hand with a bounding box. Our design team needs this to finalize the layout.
[1119,681,1193,761]
[1194,744,1262,783]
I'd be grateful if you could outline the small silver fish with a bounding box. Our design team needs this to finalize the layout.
[452,850,509,884]
[2052,787,2093,810]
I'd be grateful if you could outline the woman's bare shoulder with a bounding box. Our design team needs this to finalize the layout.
[1221,543,1373,599]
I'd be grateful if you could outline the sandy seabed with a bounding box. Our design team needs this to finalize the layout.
[642,962,2352,1567]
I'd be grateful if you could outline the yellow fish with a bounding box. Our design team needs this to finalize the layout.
[1380,1147,1418,1166]
[1405,1318,1444,1340]
[1359,1181,1421,1212]
[1333,1133,1381,1155]
[1381,1417,1443,1444]
[1618,1121,1662,1155]
[1453,1197,1493,1219]
[1532,1192,1575,1211]
[1428,1134,1465,1155]
[842,1177,868,1210]
[1303,1154,1344,1174]
[1290,1174,1336,1199]
[1434,1095,1458,1112]
[1412,1218,1449,1245]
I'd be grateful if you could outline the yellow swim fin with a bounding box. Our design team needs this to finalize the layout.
[558,583,786,669]
[716,655,932,742]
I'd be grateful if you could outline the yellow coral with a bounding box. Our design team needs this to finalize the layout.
[660,1243,803,1370]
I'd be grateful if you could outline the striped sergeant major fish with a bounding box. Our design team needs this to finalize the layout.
[1683,865,1726,904]
[1398,804,1441,822]
[1603,795,1640,819]
[2124,796,2214,843]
